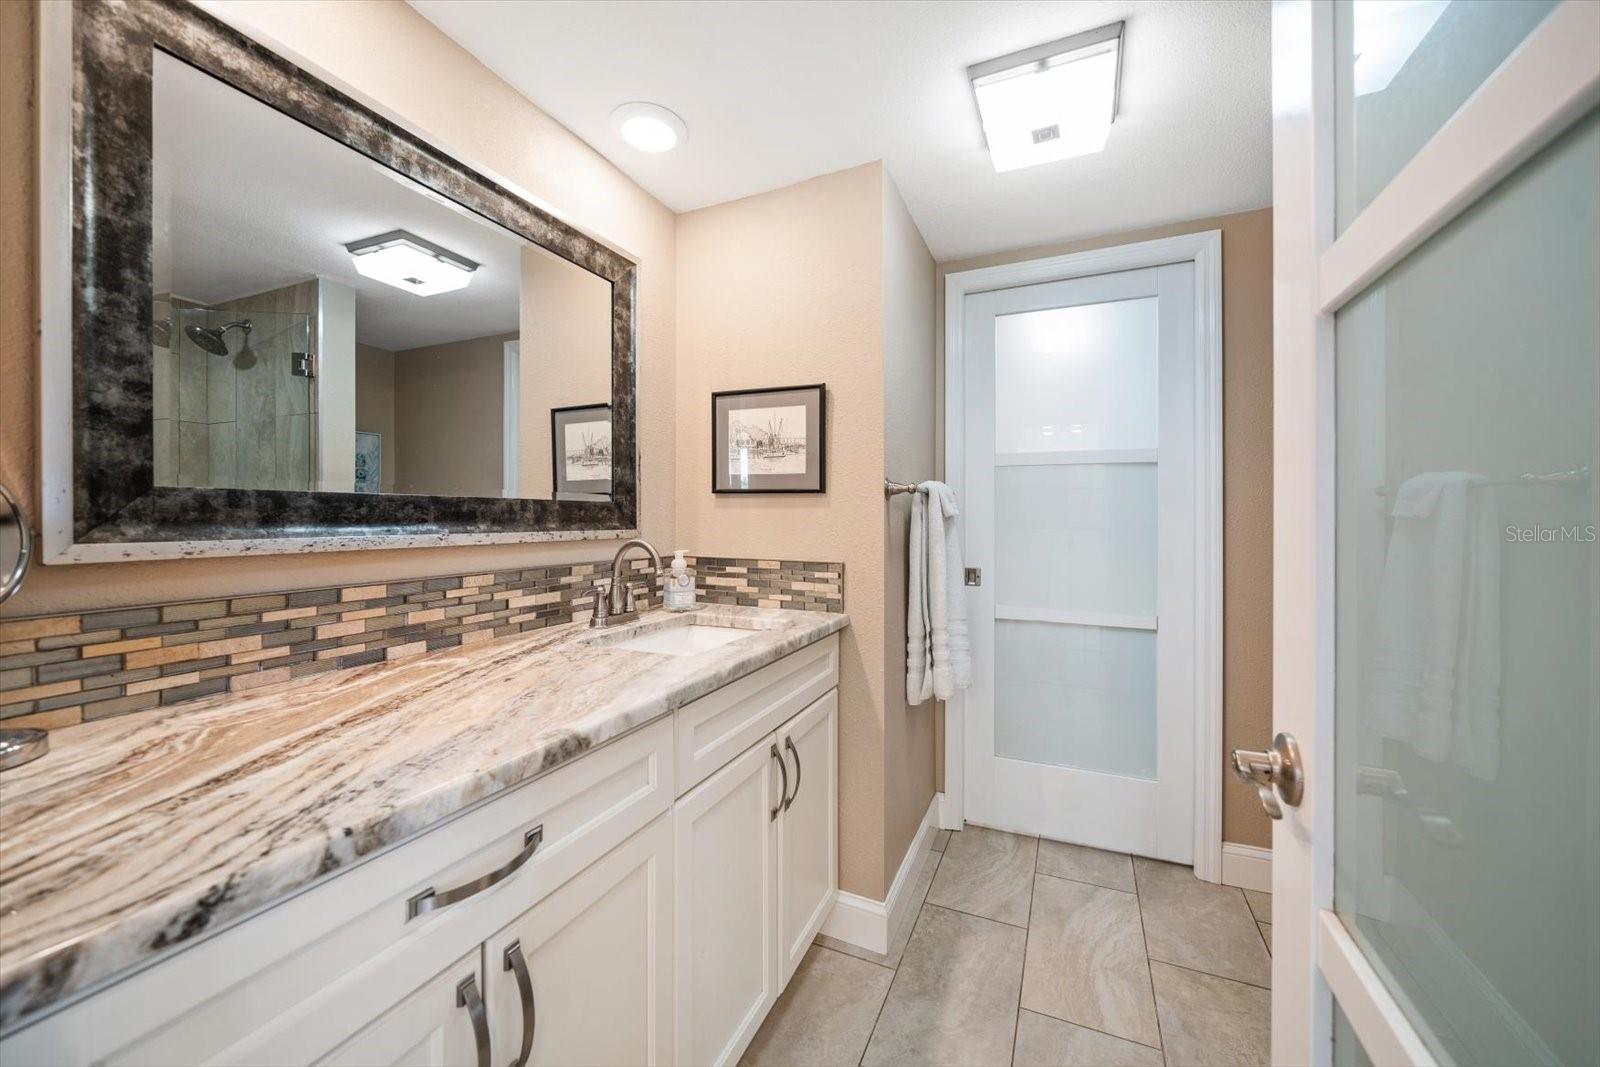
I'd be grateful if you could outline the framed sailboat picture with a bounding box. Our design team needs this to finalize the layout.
[711,384,827,493]
[551,403,612,497]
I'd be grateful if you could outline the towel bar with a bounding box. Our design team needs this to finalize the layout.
[884,480,920,496]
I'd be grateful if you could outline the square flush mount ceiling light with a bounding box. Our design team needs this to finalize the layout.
[344,229,478,296]
[968,21,1123,173]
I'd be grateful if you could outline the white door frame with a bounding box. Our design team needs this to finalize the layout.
[942,230,1224,884]
[1271,2,1600,1063]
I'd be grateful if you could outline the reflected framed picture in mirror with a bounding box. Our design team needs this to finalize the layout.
[711,384,827,494]
[552,404,613,498]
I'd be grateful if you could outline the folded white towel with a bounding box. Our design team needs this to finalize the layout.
[906,481,972,704]
[1369,471,1501,779]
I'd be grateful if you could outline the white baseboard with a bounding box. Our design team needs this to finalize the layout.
[1220,842,1272,892]
[820,792,941,955]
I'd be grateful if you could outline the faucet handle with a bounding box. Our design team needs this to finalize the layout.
[593,579,612,620]
[623,582,637,612]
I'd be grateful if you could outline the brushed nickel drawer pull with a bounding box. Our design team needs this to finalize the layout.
[503,940,536,1067]
[456,974,491,1067]
[783,736,802,812]
[770,744,787,822]
[407,825,544,920]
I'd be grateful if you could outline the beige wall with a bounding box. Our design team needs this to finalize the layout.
[392,332,513,498]
[880,175,939,889]
[937,207,1275,849]
[355,344,397,493]
[0,0,676,615]
[677,162,937,898]
[519,246,612,499]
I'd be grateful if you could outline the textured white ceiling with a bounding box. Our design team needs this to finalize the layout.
[409,0,1272,260]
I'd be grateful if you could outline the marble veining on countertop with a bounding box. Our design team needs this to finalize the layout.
[0,605,848,1031]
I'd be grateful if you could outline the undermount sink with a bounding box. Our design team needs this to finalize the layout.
[599,620,755,657]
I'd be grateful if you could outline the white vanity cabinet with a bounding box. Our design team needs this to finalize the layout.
[484,813,674,1067]
[318,951,485,1067]
[0,631,841,1067]
[672,648,840,1067]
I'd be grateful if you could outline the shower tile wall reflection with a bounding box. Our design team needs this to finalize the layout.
[153,289,313,491]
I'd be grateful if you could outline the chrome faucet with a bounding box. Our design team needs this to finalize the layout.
[591,538,662,628]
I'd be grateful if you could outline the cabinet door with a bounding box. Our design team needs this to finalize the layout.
[318,951,485,1067]
[484,814,673,1067]
[776,689,838,985]
[673,735,780,1067]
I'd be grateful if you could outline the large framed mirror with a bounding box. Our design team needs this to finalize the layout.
[38,0,637,562]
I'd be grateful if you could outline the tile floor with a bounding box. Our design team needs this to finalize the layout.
[743,826,1272,1067]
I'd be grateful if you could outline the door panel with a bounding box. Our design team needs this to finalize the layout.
[674,737,778,1067]
[776,690,838,985]
[1332,107,1599,1066]
[317,952,482,1067]
[486,815,673,1067]
[1272,0,1599,1062]
[964,263,1198,861]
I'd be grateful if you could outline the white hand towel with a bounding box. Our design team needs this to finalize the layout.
[906,481,972,704]
[1368,472,1501,779]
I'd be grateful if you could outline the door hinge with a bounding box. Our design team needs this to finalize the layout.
[291,351,315,378]
[964,568,982,587]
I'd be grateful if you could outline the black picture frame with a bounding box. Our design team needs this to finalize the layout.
[551,404,613,498]
[711,384,827,494]
[59,0,638,550]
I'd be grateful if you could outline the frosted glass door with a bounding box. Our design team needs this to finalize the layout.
[992,297,1160,779]
[962,261,1199,862]
[1332,107,1598,1067]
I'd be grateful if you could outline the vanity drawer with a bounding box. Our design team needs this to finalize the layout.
[675,634,839,796]
[3,717,674,1067]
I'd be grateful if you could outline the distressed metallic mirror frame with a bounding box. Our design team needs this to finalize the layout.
[38,0,638,562]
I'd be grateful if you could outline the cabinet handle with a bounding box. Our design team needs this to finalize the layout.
[783,736,802,812]
[769,743,787,822]
[456,974,491,1067]
[503,940,536,1067]
[408,825,544,920]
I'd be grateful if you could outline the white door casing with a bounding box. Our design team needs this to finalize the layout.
[942,231,1223,881]
[1270,1,1600,1063]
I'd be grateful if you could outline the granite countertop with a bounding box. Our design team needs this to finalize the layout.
[0,605,848,1031]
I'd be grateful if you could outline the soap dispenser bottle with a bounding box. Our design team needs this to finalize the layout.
[664,550,696,611]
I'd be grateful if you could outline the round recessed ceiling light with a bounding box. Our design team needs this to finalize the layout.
[610,101,687,153]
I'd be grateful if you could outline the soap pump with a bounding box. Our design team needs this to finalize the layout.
[664,550,696,611]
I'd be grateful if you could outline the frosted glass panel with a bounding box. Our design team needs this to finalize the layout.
[994,463,1156,615]
[1334,0,1556,230]
[994,297,1157,453]
[1333,110,1598,1065]
[995,622,1156,779]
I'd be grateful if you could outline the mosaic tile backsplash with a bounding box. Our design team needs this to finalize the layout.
[0,556,844,731]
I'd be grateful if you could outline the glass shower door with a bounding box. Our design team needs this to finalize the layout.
[156,307,313,491]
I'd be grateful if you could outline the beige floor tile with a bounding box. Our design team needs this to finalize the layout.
[1243,889,1271,924]
[861,904,1027,1067]
[925,825,1038,927]
[1011,1009,1164,1067]
[817,847,942,969]
[741,946,893,1067]
[1021,874,1160,1047]
[1258,923,1271,953]
[1133,859,1271,988]
[1037,839,1135,892]
[931,828,952,852]
[1150,961,1270,1067]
